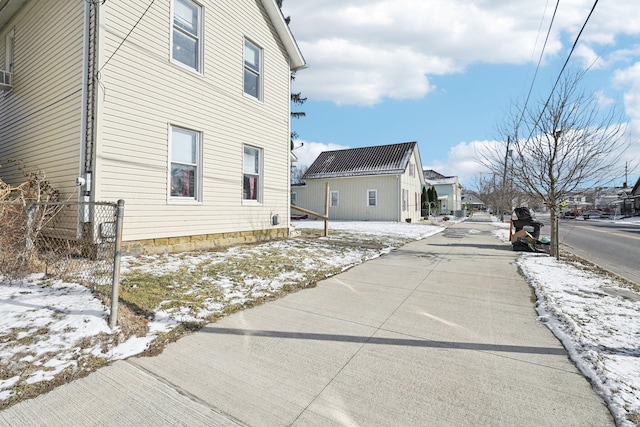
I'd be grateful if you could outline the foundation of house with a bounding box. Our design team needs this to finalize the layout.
[122,228,289,256]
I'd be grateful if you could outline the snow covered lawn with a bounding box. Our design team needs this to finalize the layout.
[1,218,639,425]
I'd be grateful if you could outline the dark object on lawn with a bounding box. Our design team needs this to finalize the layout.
[511,207,549,253]
[291,214,308,220]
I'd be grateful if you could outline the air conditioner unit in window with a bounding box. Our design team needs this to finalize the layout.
[0,70,13,91]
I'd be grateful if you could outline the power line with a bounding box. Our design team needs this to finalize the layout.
[517,0,560,130]
[524,0,600,141]
[99,0,156,73]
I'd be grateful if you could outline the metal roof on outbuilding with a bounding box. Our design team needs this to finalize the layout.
[302,142,418,179]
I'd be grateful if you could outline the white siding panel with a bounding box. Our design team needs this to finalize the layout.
[0,0,85,197]
[96,0,293,241]
[296,176,400,221]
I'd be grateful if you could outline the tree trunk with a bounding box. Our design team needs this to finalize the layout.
[549,207,558,259]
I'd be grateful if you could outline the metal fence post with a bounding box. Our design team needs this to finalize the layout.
[25,203,35,256]
[109,199,125,329]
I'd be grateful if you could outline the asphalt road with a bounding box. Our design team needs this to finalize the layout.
[554,218,640,285]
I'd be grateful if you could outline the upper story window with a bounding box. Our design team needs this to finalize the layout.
[170,126,202,201]
[243,145,263,202]
[172,0,202,72]
[243,39,262,100]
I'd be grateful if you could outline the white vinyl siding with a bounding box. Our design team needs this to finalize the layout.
[0,1,85,199]
[96,0,292,241]
[295,176,399,221]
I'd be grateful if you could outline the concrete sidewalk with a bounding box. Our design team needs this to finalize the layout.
[0,217,613,426]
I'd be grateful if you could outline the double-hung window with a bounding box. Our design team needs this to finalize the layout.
[5,28,14,74]
[243,145,262,202]
[243,39,262,100]
[367,190,377,207]
[330,191,339,207]
[291,192,297,206]
[172,0,202,72]
[170,126,201,201]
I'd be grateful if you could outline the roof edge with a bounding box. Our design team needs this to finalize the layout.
[261,0,306,71]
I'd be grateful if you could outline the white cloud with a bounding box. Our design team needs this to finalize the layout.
[291,140,350,168]
[423,140,499,188]
[284,0,640,106]
[613,62,640,140]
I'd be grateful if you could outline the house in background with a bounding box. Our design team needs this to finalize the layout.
[293,142,425,222]
[423,169,463,215]
[461,193,485,211]
[0,0,305,254]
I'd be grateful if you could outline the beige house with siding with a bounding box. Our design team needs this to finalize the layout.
[293,142,425,222]
[0,0,305,254]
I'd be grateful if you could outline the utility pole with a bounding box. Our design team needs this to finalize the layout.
[500,136,511,222]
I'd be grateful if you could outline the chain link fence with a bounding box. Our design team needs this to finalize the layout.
[0,201,123,287]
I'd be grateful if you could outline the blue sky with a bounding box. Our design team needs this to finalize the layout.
[282,1,640,189]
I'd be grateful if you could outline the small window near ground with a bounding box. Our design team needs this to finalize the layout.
[367,190,377,207]
[243,145,262,202]
[170,126,201,201]
[330,191,339,207]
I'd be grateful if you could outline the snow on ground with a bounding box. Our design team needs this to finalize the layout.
[492,222,640,426]
[1,218,639,425]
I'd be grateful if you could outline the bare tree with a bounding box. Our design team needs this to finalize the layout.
[481,71,628,257]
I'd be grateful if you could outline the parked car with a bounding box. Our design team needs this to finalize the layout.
[561,211,576,219]
[581,210,605,219]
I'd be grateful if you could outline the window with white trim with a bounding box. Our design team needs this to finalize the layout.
[243,145,262,202]
[330,191,339,207]
[170,126,201,201]
[402,189,409,211]
[291,192,297,206]
[5,28,14,74]
[172,0,202,72]
[367,190,377,207]
[243,39,262,99]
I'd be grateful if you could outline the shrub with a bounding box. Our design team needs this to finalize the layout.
[0,161,61,277]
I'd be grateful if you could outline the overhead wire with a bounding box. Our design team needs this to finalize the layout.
[0,0,155,132]
[516,0,561,130]
[98,0,156,74]
[525,0,600,141]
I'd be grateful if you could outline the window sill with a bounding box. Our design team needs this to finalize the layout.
[169,59,204,78]
[242,200,263,206]
[167,198,203,205]
[243,92,263,104]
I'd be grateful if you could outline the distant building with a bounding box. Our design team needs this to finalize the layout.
[293,142,425,222]
[423,170,463,215]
